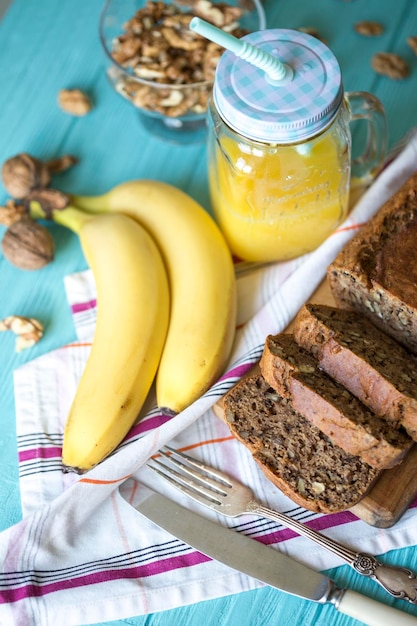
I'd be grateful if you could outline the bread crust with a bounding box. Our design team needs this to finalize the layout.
[294,303,417,441]
[328,171,417,352]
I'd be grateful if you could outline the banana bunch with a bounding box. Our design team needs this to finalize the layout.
[72,181,237,414]
[29,181,237,473]
[29,202,170,473]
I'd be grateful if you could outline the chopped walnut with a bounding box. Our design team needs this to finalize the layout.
[161,26,203,50]
[297,477,306,496]
[193,0,228,27]
[312,481,326,495]
[0,200,27,226]
[0,315,43,352]
[371,52,409,80]
[354,21,384,37]
[109,0,250,118]
[203,41,224,81]
[58,89,92,116]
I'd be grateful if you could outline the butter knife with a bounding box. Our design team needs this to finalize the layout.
[131,491,417,626]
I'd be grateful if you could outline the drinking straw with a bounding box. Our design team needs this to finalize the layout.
[190,17,293,84]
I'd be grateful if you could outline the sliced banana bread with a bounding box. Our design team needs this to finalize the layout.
[223,374,379,513]
[294,303,417,441]
[260,333,317,399]
[260,333,412,469]
[328,171,417,353]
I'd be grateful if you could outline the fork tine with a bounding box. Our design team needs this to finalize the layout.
[158,449,229,497]
[163,446,232,487]
[149,458,223,506]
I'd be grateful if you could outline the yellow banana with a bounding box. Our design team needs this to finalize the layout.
[72,181,237,414]
[29,201,170,472]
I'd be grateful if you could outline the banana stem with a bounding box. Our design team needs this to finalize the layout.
[71,194,108,213]
[28,200,94,235]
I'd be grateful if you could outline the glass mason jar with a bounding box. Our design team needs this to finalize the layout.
[207,29,388,263]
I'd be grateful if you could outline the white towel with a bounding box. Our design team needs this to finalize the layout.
[0,132,416,626]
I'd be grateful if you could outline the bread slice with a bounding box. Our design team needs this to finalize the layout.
[223,373,379,514]
[260,333,412,469]
[294,303,417,441]
[328,171,417,353]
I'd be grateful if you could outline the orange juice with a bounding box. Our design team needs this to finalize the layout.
[208,117,351,263]
[207,28,386,263]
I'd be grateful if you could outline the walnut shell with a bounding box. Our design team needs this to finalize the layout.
[1,216,55,270]
[2,154,51,199]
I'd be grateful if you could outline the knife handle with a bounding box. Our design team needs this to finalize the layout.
[337,589,417,625]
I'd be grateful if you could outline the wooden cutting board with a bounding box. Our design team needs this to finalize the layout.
[214,278,417,528]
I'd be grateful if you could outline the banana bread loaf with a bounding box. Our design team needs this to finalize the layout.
[327,171,417,353]
[223,374,379,513]
[294,303,417,441]
[260,333,412,469]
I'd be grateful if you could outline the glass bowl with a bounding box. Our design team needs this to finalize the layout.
[99,0,266,143]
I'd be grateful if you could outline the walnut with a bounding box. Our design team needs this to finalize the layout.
[158,89,184,107]
[202,42,223,80]
[1,216,55,270]
[109,0,247,118]
[354,21,384,37]
[0,315,43,352]
[2,154,50,199]
[371,52,409,79]
[312,481,326,495]
[58,89,92,116]
[193,0,241,27]
[161,26,203,51]
[0,200,27,226]
[298,363,316,373]
[1,153,78,199]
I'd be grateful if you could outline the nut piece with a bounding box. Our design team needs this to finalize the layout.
[1,216,55,270]
[312,481,326,495]
[407,36,417,55]
[46,154,78,174]
[354,21,384,37]
[0,315,43,352]
[58,89,92,116]
[1,153,77,199]
[371,52,409,79]
[297,477,306,495]
[298,363,316,374]
[0,200,27,226]
[25,188,70,218]
[110,0,248,118]
[2,153,51,199]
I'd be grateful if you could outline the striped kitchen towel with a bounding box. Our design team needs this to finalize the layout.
[0,132,417,625]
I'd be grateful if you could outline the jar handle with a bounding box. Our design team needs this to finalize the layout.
[346,91,388,189]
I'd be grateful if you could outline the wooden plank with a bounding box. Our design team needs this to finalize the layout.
[351,445,417,528]
[215,278,417,528]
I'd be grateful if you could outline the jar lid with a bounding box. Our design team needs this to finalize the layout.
[213,29,344,144]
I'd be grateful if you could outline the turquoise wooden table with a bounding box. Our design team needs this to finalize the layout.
[0,1,417,624]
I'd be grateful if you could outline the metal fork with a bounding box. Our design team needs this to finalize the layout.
[148,445,417,603]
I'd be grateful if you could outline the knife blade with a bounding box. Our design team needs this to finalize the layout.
[133,491,417,626]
